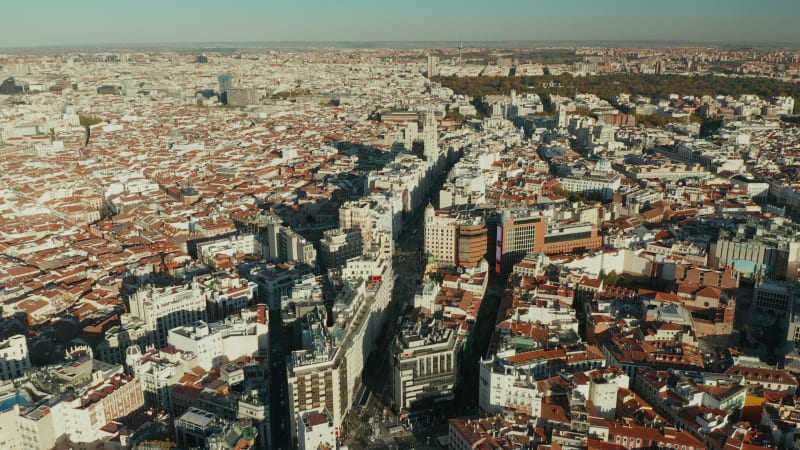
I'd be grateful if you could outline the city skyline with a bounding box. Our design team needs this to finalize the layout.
[3,0,800,48]
[4,19,800,449]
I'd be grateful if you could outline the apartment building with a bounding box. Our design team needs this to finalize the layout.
[319,228,364,270]
[167,307,269,370]
[560,173,622,201]
[128,281,208,348]
[0,335,30,380]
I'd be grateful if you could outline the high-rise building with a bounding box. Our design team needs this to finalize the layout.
[424,206,489,269]
[218,74,235,94]
[421,111,439,163]
[287,307,346,446]
[389,111,439,163]
[496,209,546,273]
[424,204,458,268]
[753,280,796,318]
[0,77,17,95]
[218,74,235,103]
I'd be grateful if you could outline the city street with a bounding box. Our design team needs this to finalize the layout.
[343,210,426,449]
[344,165,454,449]
[268,308,290,450]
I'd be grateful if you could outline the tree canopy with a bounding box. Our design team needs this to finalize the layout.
[435,73,800,114]
[78,115,103,127]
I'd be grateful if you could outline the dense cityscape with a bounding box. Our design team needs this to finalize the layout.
[2,40,800,450]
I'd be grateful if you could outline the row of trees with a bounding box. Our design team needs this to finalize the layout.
[603,270,667,290]
[435,73,800,114]
[429,49,581,66]
[78,115,103,127]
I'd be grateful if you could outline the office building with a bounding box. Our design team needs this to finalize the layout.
[392,317,460,411]
[496,209,546,273]
[0,77,17,95]
[711,229,794,279]
[424,206,490,270]
[457,217,488,268]
[753,280,796,318]
[218,74,235,95]
[543,222,603,255]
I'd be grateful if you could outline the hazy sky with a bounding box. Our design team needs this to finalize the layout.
[2,0,799,47]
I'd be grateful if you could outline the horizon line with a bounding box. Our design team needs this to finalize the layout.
[2,38,799,52]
